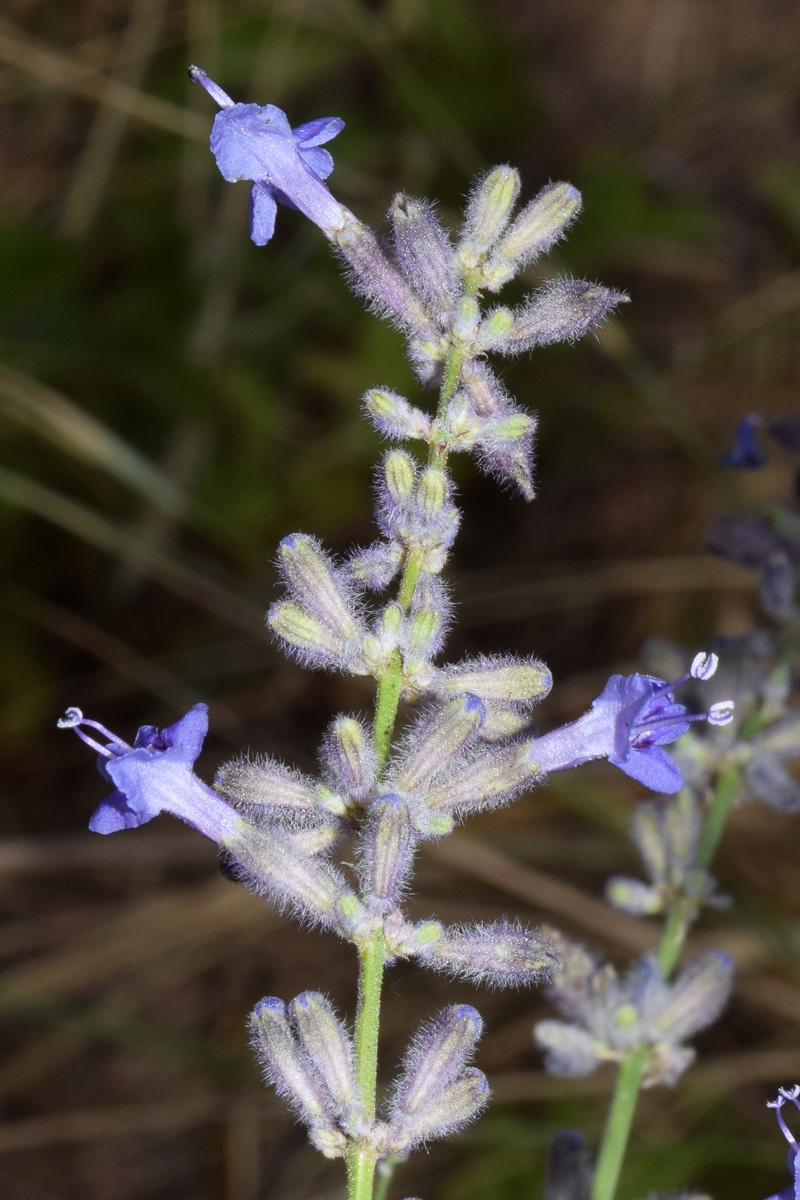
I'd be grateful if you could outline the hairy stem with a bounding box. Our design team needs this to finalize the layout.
[589,767,743,1200]
[347,926,386,1200]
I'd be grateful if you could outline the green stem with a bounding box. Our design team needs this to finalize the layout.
[590,767,743,1200]
[694,768,741,871]
[347,926,386,1200]
[372,1154,402,1200]
[589,1047,648,1200]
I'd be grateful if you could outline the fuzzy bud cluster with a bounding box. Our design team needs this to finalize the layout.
[534,935,733,1087]
[383,1005,489,1151]
[249,993,359,1158]
[268,535,369,676]
[337,167,626,500]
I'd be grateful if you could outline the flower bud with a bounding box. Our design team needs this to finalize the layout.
[382,450,417,521]
[505,280,626,354]
[394,696,485,790]
[424,742,540,814]
[249,997,330,1125]
[389,1068,489,1148]
[477,704,533,742]
[417,919,559,987]
[630,801,669,884]
[653,951,733,1042]
[309,1127,348,1158]
[230,825,354,928]
[494,181,582,268]
[416,467,447,521]
[438,391,482,449]
[390,194,459,316]
[278,535,358,640]
[545,1130,592,1200]
[604,875,663,917]
[390,918,444,958]
[348,540,403,591]
[476,408,537,500]
[268,602,349,669]
[462,360,507,417]
[401,607,442,661]
[321,716,376,799]
[534,1020,599,1078]
[215,756,317,816]
[477,306,513,351]
[440,655,552,706]
[289,992,357,1114]
[760,552,798,621]
[362,794,415,910]
[365,388,431,443]
[460,166,521,263]
[407,334,447,386]
[334,216,434,337]
[390,1005,483,1120]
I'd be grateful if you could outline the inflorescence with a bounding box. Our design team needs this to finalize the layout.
[58,68,791,1200]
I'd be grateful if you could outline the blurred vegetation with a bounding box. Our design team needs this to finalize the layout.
[2,1,800,1198]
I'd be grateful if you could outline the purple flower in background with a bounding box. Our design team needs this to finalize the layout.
[58,703,240,842]
[719,414,768,470]
[764,1086,800,1200]
[527,653,733,794]
[189,66,350,245]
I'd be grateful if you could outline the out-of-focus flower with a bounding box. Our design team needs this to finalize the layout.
[534,936,733,1087]
[605,790,726,917]
[58,704,240,842]
[545,1130,592,1200]
[719,414,769,470]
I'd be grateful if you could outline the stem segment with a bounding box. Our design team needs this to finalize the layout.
[347,927,387,1200]
[589,768,743,1200]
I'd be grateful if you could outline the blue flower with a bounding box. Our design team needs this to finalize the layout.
[58,703,241,843]
[764,1086,800,1200]
[189,66,349,245]
[719,414,768,470]
[528,653,733,794]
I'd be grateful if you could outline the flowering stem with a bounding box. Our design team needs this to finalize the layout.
[349,331,471,1200]
[590,767,743,1200]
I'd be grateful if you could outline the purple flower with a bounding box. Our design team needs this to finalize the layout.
[58,704,240,842]
[189,66,349,246]
[764,1086,800,1200]
[527,653,733,794]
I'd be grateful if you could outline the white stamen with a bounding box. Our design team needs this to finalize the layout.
[57,707,84,729]
[690,651,718,681]
[708,700,734,726]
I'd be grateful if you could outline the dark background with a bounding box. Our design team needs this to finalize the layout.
[1,1,800,1197]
